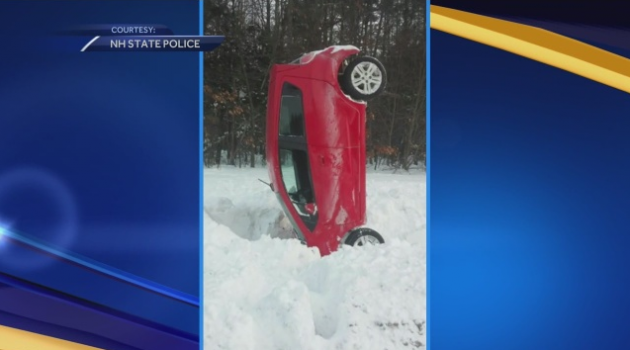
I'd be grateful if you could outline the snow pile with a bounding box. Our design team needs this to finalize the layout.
[331,45,360,54]
[204,167,426,350]
[300,45,359,65]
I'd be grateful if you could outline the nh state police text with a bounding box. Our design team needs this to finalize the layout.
[110,39,200,49]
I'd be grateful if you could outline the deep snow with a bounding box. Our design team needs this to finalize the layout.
[204,166,426,350]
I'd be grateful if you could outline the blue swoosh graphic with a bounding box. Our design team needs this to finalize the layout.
[1,229,199,307]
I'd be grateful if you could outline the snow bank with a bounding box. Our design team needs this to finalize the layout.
[204,166,426,350]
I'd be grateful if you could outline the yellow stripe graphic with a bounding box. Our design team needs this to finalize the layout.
[0,324,104,350]
[430,5,630,94]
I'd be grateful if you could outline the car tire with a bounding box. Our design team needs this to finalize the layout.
[343,227,385,247]
[340,56,387,101]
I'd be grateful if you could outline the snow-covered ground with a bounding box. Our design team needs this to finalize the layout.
[204,166,426,350]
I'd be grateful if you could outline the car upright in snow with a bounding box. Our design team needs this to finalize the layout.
[265,45,387,256]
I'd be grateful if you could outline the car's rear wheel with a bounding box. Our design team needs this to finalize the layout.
[340,56,387,101]
[343,227,385,247]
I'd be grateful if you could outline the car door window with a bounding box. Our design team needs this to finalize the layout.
[279,85,304,137]
[280,149,298,194]
[278,82,316,210]
[280,148,314,204]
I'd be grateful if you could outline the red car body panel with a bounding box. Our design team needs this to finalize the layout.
[266,46,368,256]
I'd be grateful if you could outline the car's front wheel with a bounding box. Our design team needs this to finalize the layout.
[343,227,385,247]
[340,56,387,101]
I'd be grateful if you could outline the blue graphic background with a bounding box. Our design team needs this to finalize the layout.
[0,0,201,344]
[430,29,630,350]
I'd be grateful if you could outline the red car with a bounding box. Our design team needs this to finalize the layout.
[266,45,387,256]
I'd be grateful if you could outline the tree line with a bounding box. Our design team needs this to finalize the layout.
[204,0,425,170]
